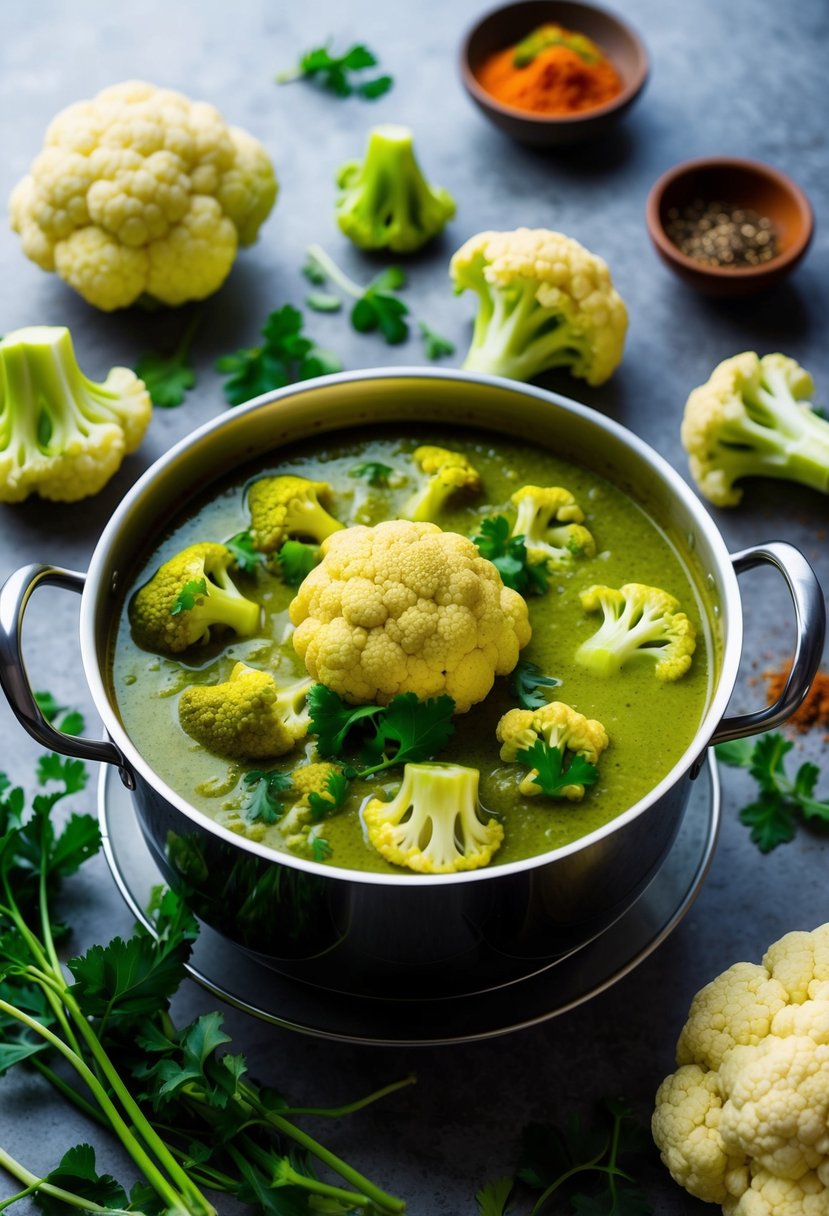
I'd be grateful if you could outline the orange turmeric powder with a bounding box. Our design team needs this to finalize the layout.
[477,23,622,116]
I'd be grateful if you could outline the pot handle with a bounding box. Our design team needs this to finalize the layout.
[710,541,826,746]
[0,564,134,787]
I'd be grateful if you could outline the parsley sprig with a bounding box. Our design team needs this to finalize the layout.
[516,738,599,799]
[135,310,201,408]
[716,731,829,852]
[308,684,455,777]
[509,660,562,710]
[305,245,410,344]
[472,516,549,596]
[216,304,342,406]
[276,42,393,100]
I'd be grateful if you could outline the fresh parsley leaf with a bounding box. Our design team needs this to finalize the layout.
[473,516,549,596]
[476,1177,514,1216]
[308,684,384,758]
[171,578,206,615]
[37,753,88,795]
[351,279,409,345]
[277,540,319,586]
[226,530,265,575]
[67,930,191,1022]
[516,738,599,798]
[358,692,455,777]
[302,253,329,285]
[311,836,333,862]
[349,460,395,487]
[37,1144,129,1216]
[305,291,343,313]
[716,730,829,851]
[135,311,200,409]
[277,42,393,99]
[243,769,293,824]
[216,304,342,407]
[418,321,455,361]
[510,660,561,709]
[34,692,85,737]
[308,769,350,822]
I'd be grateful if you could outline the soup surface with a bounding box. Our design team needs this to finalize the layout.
[111,427,715,873]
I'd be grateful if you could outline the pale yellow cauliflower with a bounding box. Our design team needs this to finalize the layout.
[10,81,277,311]
[653,924,829,1215]
[289,519,531,712]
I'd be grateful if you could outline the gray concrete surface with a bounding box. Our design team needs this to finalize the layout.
[0,0,827,1211]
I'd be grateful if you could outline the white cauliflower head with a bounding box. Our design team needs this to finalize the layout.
[288,519,531,713]
[653,924,829,1215]
[10,81,277,311]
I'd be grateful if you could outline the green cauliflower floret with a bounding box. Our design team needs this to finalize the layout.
[363,762,503,874]
[402,445,482,522]
[496,701,609,799]
[335,124,455,253]
[450,227,628,386]
[0,325,152,502]
[576,582,696,680]
[247,475,345,553]
[278,761,343,852]
[681,351,829,507]
[178,662,312,759]
[130,543,261,655]
[510,485,596,567]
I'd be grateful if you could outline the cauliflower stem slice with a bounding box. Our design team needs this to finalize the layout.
[576,583,696,681]
[362,762,504,873]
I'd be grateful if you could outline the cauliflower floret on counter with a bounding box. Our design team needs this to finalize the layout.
[289,520,531,712]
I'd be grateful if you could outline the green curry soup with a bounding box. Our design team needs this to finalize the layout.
[111,428,716,874]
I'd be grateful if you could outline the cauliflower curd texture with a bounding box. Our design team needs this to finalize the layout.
[10,81,277,311]
[653,923,829,1215]
[289,519,531,712]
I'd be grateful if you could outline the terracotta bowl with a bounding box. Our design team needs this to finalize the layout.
[645,157,814,298]
[460,0,648,147]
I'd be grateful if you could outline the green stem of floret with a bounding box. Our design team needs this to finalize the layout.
[734,377,829,494]
[306,244,364,299]
[461,277,586,382]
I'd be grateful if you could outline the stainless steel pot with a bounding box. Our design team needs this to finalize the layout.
[1,371,824,1002]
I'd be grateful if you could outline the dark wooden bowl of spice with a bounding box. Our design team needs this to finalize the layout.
[460,0,648,147]
[646,157,814,298]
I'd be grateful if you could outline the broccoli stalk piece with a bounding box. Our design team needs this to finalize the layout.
[450,228,628,386]
[575,582,696,680]
[496,701,609,799]
[335,124,456,253]
[178,664,312,759]
[681,351,829,506]
[402,445,482,522]
[0,325,152,502]
[510,485,596,566]
[362,762,503,873]
[130,543,261,655]
[247,475,345,554]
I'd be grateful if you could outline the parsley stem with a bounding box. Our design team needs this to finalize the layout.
[306,243,363,299]
[30,1056,109,1128]
[0,1149,131,1215]
[280,1072,417,1117]
[0,1000,190,1216]
[528,1147,608,1216]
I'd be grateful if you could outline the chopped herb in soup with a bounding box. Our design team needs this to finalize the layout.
[111,428,715,875]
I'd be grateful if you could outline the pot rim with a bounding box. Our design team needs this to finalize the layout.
[81,367,741,887]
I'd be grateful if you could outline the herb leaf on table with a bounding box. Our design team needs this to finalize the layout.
[135,310,201,408]
[418,320,455,361]
[276,42,393,100]
[472,516,549,596]
[216,304,342,406]
[715,731,829,851]
[304,245,411,346]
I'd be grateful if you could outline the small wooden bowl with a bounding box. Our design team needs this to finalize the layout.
[645,157,814,298]
[460,0,648,148]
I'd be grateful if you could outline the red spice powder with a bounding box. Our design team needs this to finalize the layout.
[764,664,829,738]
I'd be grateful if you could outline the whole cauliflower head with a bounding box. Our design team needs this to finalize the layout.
[10,81,277,311]
[289,519,531,713]
[653,923,829,1214]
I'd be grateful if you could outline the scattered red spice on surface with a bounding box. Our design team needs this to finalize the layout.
[476,23,622,116]
[764,663,829,733]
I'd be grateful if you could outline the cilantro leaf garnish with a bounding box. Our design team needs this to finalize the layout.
[311,836,333,862]
[276,539,319,586]
[715,731,829,851]
[308,768,351,822]
[276,42,393,100]
[303,245,411,346]
[216,304,342,407]
[170,577,206,615]
[509,660,561,709]
[135,311,200,409]
[243,769,293,824]
[349,460,395,487]
[225,530,264,575]
[308,685,455,776]
[418,321,455,361]
[472,515,549,596]
[516,738,599,798]
[308,684,384,758]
